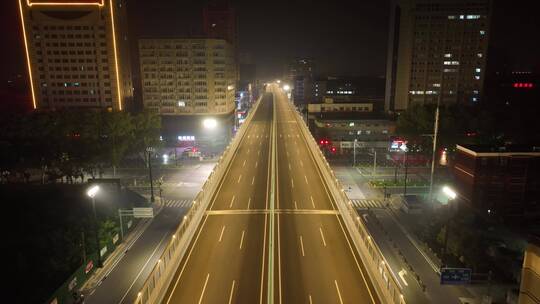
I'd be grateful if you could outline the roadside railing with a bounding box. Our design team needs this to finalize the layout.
[133,97,263,304]
[290,101,407,304]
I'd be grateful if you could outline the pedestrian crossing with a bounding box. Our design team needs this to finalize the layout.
[350,199,386,209]
[163,199,192,208]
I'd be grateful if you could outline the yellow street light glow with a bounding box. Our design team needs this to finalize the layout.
[283,84,290,91]
[86,185,100,198]
[442,186,457,200]
[203,118,217,129]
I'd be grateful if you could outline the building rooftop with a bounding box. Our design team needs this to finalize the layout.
[457,144,540,156]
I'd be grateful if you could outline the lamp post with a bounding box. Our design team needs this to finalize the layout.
[146,147,155,203]
[86,185,102,268]
[441,185,457,263]
[353,139,357,167]
[400,143,409,195]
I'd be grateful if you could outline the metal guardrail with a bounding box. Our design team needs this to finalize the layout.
[290,102,407,304]
[133,97,263,304]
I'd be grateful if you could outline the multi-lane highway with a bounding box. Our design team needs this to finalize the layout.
[273,87,379,304]
[164,93,273,303]
[163,85,380,303]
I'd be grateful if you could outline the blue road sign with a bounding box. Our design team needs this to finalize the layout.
[440,267,472,285]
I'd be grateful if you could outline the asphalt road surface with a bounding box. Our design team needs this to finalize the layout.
[164,93,273,304]
[273,87,379,304]
[163,85,380,303]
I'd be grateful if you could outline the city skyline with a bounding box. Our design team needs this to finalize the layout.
[3,0,538,87]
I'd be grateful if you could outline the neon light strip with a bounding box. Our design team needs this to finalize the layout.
[109,0,123,110]
[26,0,104,6]
[19,0,37,109]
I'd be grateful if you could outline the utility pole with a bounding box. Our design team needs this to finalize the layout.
[353,139,357,166]
[90,195,102,268]
[372,148,377,176]
[404,150,409,195]
[147,147,155,203]
[429,58,444,205]
[81,231,86,264]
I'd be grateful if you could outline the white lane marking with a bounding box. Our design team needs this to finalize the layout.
[247,149,250,154]
[291,178,294,188]
[288,163,291,171]
[362,214,369,223]
[304,175,309,185]
[258,150,260,155]
[310,196,315,209]
[240,230,245,250]
[398,269,409,286]
[299,235,305,257]
[252,176,255,185]
[247,197,251,209]
[219,225,226,242]
[334,280,344,304]
[237,174,242,183]
[243,159,246,167]
[255,161,258,168]
[309,294,313,304]
[319,227,327,247]
[294,201,298,210]
[198,273,210,304]
[228,280,236,304]
[229,195,236,208]
[117,231,168,304]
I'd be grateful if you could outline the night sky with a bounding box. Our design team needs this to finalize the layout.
[1,0,539,84]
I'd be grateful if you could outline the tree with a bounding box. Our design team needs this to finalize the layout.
[101,111,134,176]
[131,110,162,161]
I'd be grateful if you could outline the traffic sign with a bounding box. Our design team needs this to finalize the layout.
[440,267,472,285]
[133,207,154,218]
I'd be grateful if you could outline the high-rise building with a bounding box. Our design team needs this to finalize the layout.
[138,38,236,116]
[18,0,133,111]
[202,1,237,45]
[385,0,492,112]
[287,58,315,107]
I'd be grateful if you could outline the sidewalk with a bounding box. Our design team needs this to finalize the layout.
[81,195,163,293]
[81,217,152,292]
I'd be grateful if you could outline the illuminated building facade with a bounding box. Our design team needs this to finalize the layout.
[385,0,492,112]
[138,38,236,116]
[19,0,133,111]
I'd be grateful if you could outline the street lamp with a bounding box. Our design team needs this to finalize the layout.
[86,185,102,268]
[146,147,155,203]
[441,185,457,263]
[202,118,217,130]
[283,84,290,92]
[400,144,409,195]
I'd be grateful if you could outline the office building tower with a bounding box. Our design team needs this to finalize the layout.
[18,0,133,111]
[385,0,491,112]
[138,38,236,116]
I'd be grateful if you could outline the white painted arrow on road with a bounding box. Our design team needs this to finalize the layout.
[398,269,409,286]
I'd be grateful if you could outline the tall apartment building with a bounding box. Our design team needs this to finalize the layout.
[385,0,492,112]
[18,0,133,111]
[287,58,315,107]
[138,38,236,116]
